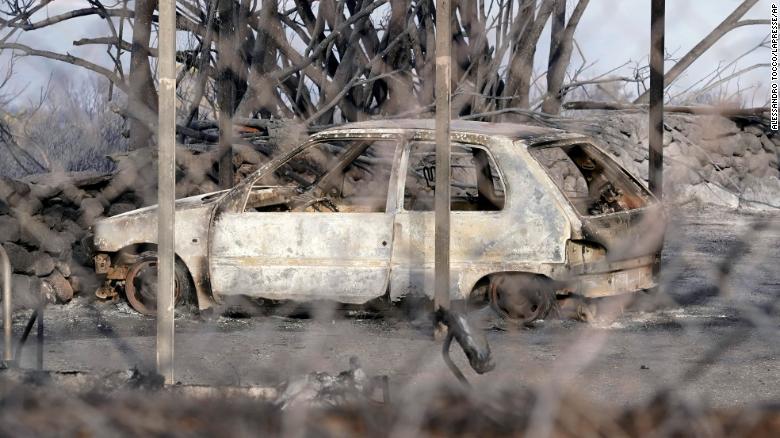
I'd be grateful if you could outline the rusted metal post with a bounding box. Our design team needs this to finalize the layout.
[649,0,664,198]
[35,306,43,370]
[1,245,12,362]
[434,0,452,338]
[157,0,176,384]
[216,0,237,189]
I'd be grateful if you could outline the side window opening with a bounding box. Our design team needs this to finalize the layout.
[403,142,506,212]
[246,138,395,213]
[530,143,650,216]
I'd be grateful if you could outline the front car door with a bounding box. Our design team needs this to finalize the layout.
[208,136,401,304]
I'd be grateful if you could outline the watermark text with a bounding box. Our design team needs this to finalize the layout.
[772,2,778,130]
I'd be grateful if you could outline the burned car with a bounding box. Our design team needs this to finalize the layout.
[92,120,663,322]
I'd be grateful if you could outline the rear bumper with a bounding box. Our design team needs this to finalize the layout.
[566,255,657,298]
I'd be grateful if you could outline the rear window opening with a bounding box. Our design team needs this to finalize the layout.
[403,142,506,211]
[529,142,651,216]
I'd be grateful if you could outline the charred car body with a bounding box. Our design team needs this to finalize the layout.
[92,120,663,322]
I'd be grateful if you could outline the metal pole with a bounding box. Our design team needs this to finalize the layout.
[434,0,452,338]
[649,0,664,198]
[36,306,43,370]
[157,0,177,384]
[15,310,38,366]
[1,246,12,362]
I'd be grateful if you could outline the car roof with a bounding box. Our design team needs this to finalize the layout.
[319,119,570,141]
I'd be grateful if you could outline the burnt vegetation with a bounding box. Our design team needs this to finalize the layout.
[0,0,771,179]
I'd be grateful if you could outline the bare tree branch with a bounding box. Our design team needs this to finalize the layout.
[0,42,123,85]
[564,100,769,117]
[1,7,132,30]
[634,0,762,103]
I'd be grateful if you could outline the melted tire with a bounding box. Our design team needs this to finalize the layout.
[124,251,194,316]
[489,274,557,326]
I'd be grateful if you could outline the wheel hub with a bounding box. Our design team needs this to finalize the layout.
[125,257,180,315]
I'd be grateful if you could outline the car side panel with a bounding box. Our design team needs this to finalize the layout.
[389,137,571,301]
[210,212,394,304]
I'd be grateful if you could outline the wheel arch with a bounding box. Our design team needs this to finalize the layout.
[465,270,558,303]
[468,270,561,324]
[111,242,214,309]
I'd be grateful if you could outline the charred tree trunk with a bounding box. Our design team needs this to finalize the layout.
[377,0,415,115]
[503,0,554,111]
[127,0,158,151]
[541,0,565,114]
[216,0,249,188]
[541,0,589,115]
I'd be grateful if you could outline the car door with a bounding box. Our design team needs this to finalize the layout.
[208,137,400,304]
[389,140,508,300]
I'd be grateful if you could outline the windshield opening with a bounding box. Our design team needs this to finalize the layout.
[244,137,395,213]
[254,141,355,190]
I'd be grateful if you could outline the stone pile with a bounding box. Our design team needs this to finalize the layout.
[0,172,116,309]
[570,112,780,209]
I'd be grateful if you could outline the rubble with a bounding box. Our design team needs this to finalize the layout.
[275,356,383,409]
[560,112,780,209]
[678,183,741,210]
[0,366,778,437]
[0,173,129,309]
[0,215,20,242]
[44,270,74,303]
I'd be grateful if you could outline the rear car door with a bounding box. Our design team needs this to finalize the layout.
[390,140,507,299]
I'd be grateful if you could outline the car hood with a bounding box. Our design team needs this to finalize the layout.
[106,191,227,220]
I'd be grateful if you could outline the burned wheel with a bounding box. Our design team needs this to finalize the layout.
[489,274,557,326]
[124,251,193,316]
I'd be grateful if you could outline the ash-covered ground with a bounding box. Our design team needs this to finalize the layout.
[3,206,779,410]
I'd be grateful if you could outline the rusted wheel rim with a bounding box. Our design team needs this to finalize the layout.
[125,258,180,316]
[489,282,545,325]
